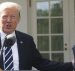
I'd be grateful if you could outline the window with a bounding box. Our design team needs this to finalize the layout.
[36,0,63,62]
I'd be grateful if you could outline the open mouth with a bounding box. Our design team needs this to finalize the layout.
[5,25,12,29]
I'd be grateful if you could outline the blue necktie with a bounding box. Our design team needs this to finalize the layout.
[3,37,15,70]
[4,46,14,70]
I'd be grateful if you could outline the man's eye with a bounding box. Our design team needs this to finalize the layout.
[3,16,8,19]
[11,16,16,19]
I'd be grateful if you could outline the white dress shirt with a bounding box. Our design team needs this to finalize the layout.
[0,31,19,70]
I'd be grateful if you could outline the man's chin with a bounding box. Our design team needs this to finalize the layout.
[3,30,13,34]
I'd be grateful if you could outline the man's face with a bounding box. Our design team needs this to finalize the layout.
[0,7,20,34]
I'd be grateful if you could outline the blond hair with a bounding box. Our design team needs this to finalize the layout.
[0,2,21,12]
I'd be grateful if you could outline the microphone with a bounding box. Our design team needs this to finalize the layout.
[3,35,16,47]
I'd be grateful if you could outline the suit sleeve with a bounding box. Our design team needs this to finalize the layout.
[30,37,73,71]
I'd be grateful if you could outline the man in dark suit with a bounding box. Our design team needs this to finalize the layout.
[0,1,74,71]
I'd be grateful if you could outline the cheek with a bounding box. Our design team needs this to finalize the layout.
[14,19,19,27]
[0,20,4,28]
[0,19,6,25]
[13,21,18,28]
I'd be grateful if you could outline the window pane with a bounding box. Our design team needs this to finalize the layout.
[52,53,64,62]
[51,18,63,33]
[50,0,63,16]
[41,53,50,59]
[37,36,49,51]
[51,36,63,51]
[37,2,49,16]
[37,19,49,34]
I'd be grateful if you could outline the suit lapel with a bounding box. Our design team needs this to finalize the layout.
[15,31,33,70]
[15,31,25,70]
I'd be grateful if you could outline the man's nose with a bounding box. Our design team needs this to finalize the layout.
[7,16,12,22]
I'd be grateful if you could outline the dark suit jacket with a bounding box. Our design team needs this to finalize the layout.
[0,30,73,71]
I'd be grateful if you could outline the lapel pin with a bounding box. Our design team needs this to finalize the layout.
[20,41,23,44]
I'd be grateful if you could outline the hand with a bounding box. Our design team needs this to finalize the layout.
[72,59,75,70]
[72,45,75,70]
[0,68,2,71]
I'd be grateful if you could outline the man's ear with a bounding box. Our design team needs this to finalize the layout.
[17,12,20,24]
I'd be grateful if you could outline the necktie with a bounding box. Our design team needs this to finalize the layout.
[4,46,14,70]
[3,36,16,70]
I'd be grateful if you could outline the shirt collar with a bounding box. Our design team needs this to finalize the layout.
[0,30,16,41]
